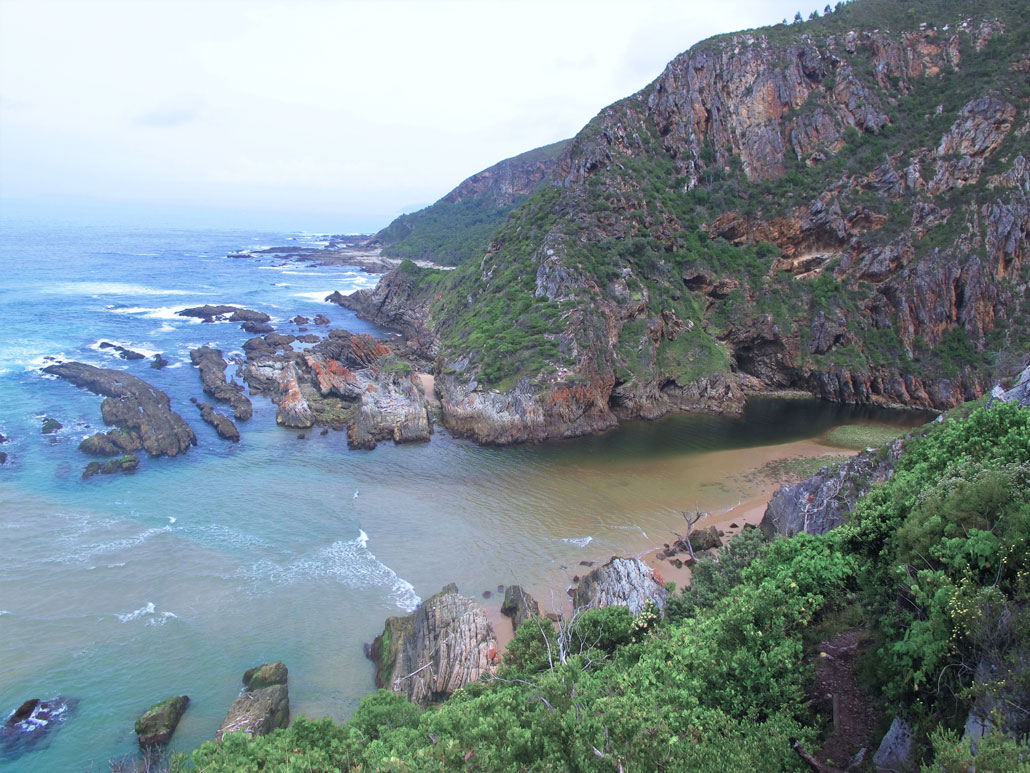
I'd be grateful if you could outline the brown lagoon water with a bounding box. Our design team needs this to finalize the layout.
[0,223,935,768]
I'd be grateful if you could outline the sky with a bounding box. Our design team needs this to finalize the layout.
[0,0,825,232]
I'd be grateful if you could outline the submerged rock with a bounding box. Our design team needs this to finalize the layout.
[40,417,62,434]
[500,585,543,631]
[150,353,169,369]
[43,362,196,458]
[99,341,146,360]
[216,662,289,741]
[241,320,274,334]
[369,584,497,706]
[82,454,139,479]
[135,695,189,748]
[573,557,668,615]
[1,697,77,762]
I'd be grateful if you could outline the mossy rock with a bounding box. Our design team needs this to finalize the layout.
[243,661,288,690]
[41,417,62,434]
[102,455,139,474]
[134,695,189,747]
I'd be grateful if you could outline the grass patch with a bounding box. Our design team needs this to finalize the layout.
[820,423,907,450]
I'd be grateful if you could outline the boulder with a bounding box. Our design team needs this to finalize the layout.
[291,315,310,325]
[150,353,169,369]
[573,557,669,615]
[369,584,497,706]
[500,585,543,631]
[216,662,289,741]
[78,428,142,457]
[872,716,914,772]
[189,347,253,421]
[688,526,723,552]
[134,695,189,748]
[1,697,77,761]
[41,417,62,434]
[43,363,196,458]
[313,314,330,326]
[82,455,139,479]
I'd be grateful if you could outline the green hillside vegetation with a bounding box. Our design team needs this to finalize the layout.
[175,400,1030,770]
[393,0,1029,390]
[377,140,572,267]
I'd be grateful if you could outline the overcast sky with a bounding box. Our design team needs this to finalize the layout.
[0,0,823,231]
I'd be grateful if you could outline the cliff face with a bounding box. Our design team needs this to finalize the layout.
[343,0,1029,444]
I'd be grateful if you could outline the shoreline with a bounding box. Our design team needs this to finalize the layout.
[484,438,860,654]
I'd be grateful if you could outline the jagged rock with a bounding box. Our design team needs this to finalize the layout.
[150,353,169,369]
[296,334,320,343]
[313,314,330,325]
[996,364,1030,408]
[761,439,905,537]
[43,362,196,457]
[291,315,310,325]
[135,696,189,748]
[241,320,274,334]
[500,585,543,631]
[275,362,314,429]
[573,557,668,615]
[369,584,497,706]
[41,417,62,434]
[191,398,240,442]
[189,347,252,421]
[216,662,289,741]
[872,716,914,772]
[1,697,77,761]
[177,305,270,323]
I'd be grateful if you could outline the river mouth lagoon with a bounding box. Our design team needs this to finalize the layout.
[0,221,933,768]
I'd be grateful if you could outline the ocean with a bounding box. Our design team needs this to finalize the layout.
[0,220,929,769]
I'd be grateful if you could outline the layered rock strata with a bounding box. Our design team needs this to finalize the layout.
[572,558,669,615]
[369,584,498,706]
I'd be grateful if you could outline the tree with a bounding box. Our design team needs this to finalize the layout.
[793,11,803,23]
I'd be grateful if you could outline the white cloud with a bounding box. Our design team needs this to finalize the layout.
[0,0,825,230]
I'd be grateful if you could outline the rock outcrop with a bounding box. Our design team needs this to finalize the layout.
[177,305,270,323]
[216,662,289,741]
[134,695,189,748]
[79,428,142,456]
[369,584,498,706]
[190,398,240,442]
[82,454,139,479]
[241,329,432,448]
[98,341,146,360]
[189,346,252,421]
[1,697,77,761]
[41,417,62,434]
[761,439,905,537]
[500,585,543,631]
[43,363,195,458]
[572,558,669,615]
[872,716,914,772]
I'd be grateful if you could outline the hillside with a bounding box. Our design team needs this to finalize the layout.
[341,0,1030,445]
[372,139,571,266]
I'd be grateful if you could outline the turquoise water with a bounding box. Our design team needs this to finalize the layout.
[0,221,931,769]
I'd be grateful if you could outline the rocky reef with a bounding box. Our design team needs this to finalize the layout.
[369,584,498,706]
[43,363,196,458]
[1,697,77,762]
[216,662,289,741]
[177,305,270,324]
[241,328,432,448]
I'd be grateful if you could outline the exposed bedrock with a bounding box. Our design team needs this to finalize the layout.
[216,662,289,741]
[189,346,253,421]
[369,584,498,706]
[500,585,543,632]
[43,362,195,458]
[190,398,240,442]
[241,330,432,448]
[572,557,669,616]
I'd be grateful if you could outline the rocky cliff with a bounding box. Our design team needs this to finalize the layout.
[341,0,1028,445]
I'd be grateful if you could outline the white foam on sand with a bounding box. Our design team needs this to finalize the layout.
[242,529,420,611]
